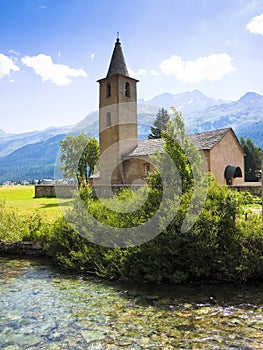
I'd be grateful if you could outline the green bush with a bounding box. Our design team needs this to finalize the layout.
[0,202,51,243]
[47,217,99,271]
[46,179,263,284]
[0,201,50,243]
[236,214,263,280]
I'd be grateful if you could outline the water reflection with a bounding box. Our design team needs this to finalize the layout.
[0,256,262,349]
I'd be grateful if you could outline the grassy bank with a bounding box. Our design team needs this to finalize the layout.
[0,185,72,221]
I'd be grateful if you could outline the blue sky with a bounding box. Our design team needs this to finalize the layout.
[0,0,263,133]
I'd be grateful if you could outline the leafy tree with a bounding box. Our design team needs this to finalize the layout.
[148,107,202,194]
[148,108,170,139]
[240,137,262,181]
[60,134,99,185]
[78,137,100,181]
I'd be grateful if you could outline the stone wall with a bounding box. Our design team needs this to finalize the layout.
[34,183,261,199]
[35,185,77,198]
[230,183,262,196]
[0,241,47,256]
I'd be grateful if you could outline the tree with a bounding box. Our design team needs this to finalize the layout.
[148,107,202,194]
[60,134,99,185]
[148,108,170,139]
[240,137,261,182]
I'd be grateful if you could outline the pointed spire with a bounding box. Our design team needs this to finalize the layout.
[106,37,129,78]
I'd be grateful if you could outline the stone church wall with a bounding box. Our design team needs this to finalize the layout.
[35,185,77,198]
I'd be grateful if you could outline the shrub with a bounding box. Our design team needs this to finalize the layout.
[236,214,263,280]
[46,179,263,284]
[0,201,51,244]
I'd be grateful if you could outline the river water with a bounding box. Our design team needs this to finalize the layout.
[0,256,262,349]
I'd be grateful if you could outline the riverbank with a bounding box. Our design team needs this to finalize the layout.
[1,239,263,287]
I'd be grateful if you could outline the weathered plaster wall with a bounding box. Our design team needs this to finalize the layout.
[209,131,245,185]
[123,157,154,184]
[98,73,138,185]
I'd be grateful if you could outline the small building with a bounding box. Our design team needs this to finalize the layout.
[93,37,244,188]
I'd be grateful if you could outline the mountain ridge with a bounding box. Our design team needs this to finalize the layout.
[0,134,65,183]
[0,125,72,158]
[144,89,226,114]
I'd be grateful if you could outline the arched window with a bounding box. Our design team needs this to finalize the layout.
[125,82,130,97]
[106,83,111,98]
[106,112,111,126]
[224,165,242,185]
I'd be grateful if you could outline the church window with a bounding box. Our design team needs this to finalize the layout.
[125,82,130,97]
[106,112,111,126]
[144,163,150,176]
[106,83,111,97]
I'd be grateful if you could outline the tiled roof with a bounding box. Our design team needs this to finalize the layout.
[125,138,165,157]
[125,128,231,157]
[106,39,129,78]
[188,127,231,150]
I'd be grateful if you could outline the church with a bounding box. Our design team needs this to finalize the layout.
[92,37,244,189]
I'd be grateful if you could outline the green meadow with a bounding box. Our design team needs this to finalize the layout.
[0,184,261,221]
[0,185,73,221]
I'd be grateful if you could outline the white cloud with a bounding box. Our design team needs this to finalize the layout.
[0,53,20,79]
[90,53,95,61]
[246,12,263,35]
[150,69,160,76]
[160,53,236,83]
[128,67,147,77]
[8,49,20,56]
[21,53,87,86]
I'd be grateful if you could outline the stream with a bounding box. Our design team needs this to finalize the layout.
[0,256,262,349]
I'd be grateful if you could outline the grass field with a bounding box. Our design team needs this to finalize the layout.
[1,185,261,221]
[0,185,73,221]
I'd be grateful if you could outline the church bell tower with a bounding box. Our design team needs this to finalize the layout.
[97,37,139,185]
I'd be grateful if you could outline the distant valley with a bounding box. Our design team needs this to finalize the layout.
[0,89,262,183]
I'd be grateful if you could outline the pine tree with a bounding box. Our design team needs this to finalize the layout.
[240,137,262,181]
[148,108,170,139]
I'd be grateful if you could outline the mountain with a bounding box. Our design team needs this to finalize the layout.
[0,126,72,158]
[0,134,65,184]
[0,90,262,183]
[186,92,263,149]
[145,89,225,114]
[71,110,99,138]
[0,129,6,137]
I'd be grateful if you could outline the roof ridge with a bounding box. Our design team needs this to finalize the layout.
[188,127,231,137]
